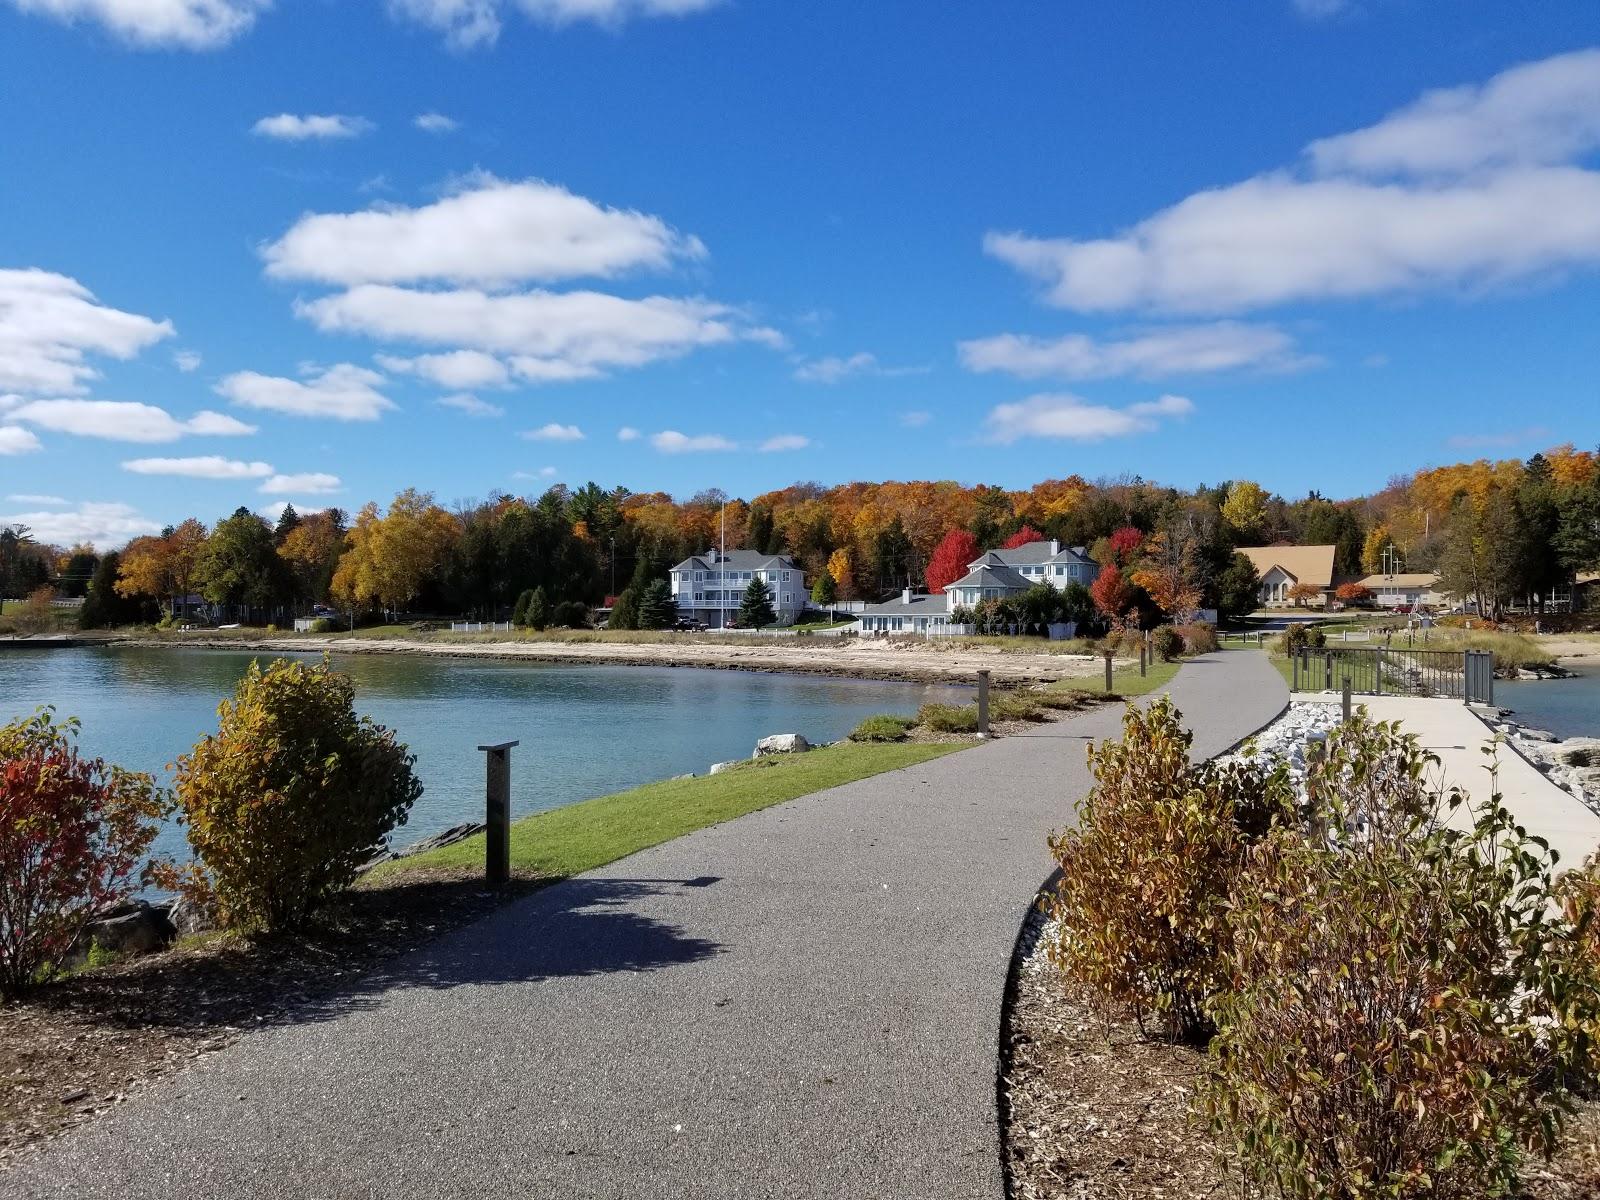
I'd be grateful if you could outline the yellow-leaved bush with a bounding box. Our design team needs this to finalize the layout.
[1046,697,1293,1042]
[167,657,422,932]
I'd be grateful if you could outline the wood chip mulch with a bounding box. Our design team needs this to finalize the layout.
[1001,904,1600,1200]
[0,869,543,1169]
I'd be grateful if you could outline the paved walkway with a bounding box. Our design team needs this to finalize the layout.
[1298,694,1600,871]
[9,651,1286,1200]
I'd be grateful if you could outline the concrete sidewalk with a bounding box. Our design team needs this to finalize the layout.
[1299,695,1600,870]
[8,652,1286,1200]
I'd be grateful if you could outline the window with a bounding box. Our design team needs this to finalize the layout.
[695,571,703,581]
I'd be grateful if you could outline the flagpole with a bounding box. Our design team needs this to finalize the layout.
[720,499,726,630]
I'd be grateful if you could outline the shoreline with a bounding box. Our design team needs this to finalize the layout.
[93,633,1115,687]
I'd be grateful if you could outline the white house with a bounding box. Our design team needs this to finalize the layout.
[1355,572,1446,610]
[854,539,1100,634]
[668,549,807,628]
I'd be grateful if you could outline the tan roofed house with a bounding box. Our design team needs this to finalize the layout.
[1238,544,1337,609]
[1355,572,1445,610]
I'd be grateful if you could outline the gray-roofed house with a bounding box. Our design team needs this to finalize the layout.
[854,539,1100,635]
[668,549,807,628]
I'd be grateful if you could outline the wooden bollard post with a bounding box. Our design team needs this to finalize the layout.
[1139,644,1147,677]
[477,739,519,887]
[1342,676,1352,722]
[1104,649,1115,693]
[976,669,990,739]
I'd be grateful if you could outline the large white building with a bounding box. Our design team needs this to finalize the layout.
[668,549,808,628]
[854,540,1100,635]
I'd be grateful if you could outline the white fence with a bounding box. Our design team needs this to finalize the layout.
[451,621,513,633]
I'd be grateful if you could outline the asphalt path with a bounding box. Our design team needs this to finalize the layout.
[8,650,1285,1199]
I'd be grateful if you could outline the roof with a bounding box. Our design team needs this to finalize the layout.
[1238,544,1336,589]
[1356,573,1441,589]
[670,549,799,572]
[969,540,1094,569]
[946,564,1032,592]
[855,592,951,617]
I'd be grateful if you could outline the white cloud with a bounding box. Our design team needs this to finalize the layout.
[522,422,584,441]
[299,286,756,378]
[1291,0,1346,17]
[984,51,1600,315]
[6,493,66,504]
[0,268,174,395]
[650,429,735,453]
[617,426,641,441]
[436,392,504,417]
[252,113,373,141]
[377,349,510,389]
[758,433,809,452]
[0,426,43,455]
[983,392,1194,444]
[507,356,604,383]
[8,0,265,49]
[389,0,720,49]
[262,175,706,288]
[511,466,561,481]
[0,501,159,550]
[1309,49,1600,178]
[792,351,924,384]
[122,456,273,479]
[216,363,395,421]
[899,410,931,428]
[173,349,202,372]
[959,321,1313,380]
[8,399,256,443]
[414,112,461,133]
[260,472,342,495]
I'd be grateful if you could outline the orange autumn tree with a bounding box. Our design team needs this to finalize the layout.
[926,529,980,594]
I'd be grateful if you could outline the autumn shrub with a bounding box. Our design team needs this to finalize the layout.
[916,702,978,733]
[1046,698,1293,1041]
[1202,718,1600,1199]
[848,714,915,742]
[170,658,423,933]
[1177,621,1219,655]
[1151,625,1184,661]
[990,692,1047,722]
[1278,623,1326,655]
[0,709,167,997]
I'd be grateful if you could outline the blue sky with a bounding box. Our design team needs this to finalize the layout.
[3,0,1600,546]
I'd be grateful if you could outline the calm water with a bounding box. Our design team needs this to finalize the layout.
[1496,668,1600,740]
[0,646,957,863]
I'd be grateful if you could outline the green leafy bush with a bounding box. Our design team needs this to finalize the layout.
[1177,621,1218,655]
[1202,716,1600,1198]
[308,617,335,634]
[170,658,423,932]
[1151,625,1184,661]
[848,714,915,742]
[916,702,978,733]
[1046,698,1292,1041]
[0,710,167,997]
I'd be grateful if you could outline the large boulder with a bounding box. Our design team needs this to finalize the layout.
[708,760,743,776]
[69,900,176,965]
[753,733,812,758]
[166,894,216,937]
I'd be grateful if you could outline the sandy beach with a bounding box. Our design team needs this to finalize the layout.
[114,633,1117,686]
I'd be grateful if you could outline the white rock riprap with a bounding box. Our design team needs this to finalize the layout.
[1224,701,1344,796]
[1490,721,1600,818]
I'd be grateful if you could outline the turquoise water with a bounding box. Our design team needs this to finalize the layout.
[0,646,957,863]
[1496,668,1600,740]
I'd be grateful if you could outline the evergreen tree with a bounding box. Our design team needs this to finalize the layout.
[1216,552,1262,621]
[526,585,550,631]
[810,570,837,607]
[512,588,534,626]
[637,579,677,629]
[78,552,143,628]
[273,503,302,546]
[608,588,639,630]
[738,576,776,629]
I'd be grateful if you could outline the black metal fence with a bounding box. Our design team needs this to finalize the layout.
[1291,647,1495,705]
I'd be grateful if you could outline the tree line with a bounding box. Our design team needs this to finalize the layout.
[4,443,1597,630]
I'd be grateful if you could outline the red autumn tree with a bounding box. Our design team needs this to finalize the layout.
[1002,525,1046,549]
[1107,526,1145,567]
[1090,562,1133,620]
[0,710,167,997]
[1335,582,1375,607]
[926,528,981,594]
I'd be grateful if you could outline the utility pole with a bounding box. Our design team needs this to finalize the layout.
[720,500,727,630]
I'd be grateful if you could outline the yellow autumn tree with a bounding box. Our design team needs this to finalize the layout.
[1221,480,1269,538]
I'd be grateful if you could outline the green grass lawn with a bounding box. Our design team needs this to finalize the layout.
[1045,655,1182,699]
[373,739,967,882]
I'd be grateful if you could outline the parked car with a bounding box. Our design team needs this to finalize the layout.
[671,618,707,632]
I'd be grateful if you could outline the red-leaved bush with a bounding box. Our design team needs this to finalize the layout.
[0,709,167,997]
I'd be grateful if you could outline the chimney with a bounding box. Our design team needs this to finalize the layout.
[902,587,913,605]
[1050,540,1061,555]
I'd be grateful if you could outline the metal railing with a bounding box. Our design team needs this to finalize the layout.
[1292,647,1494,705]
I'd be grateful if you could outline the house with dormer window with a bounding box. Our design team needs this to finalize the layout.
[853,539,1101,634]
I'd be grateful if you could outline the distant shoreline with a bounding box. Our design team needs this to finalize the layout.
[91,632,1114,687]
